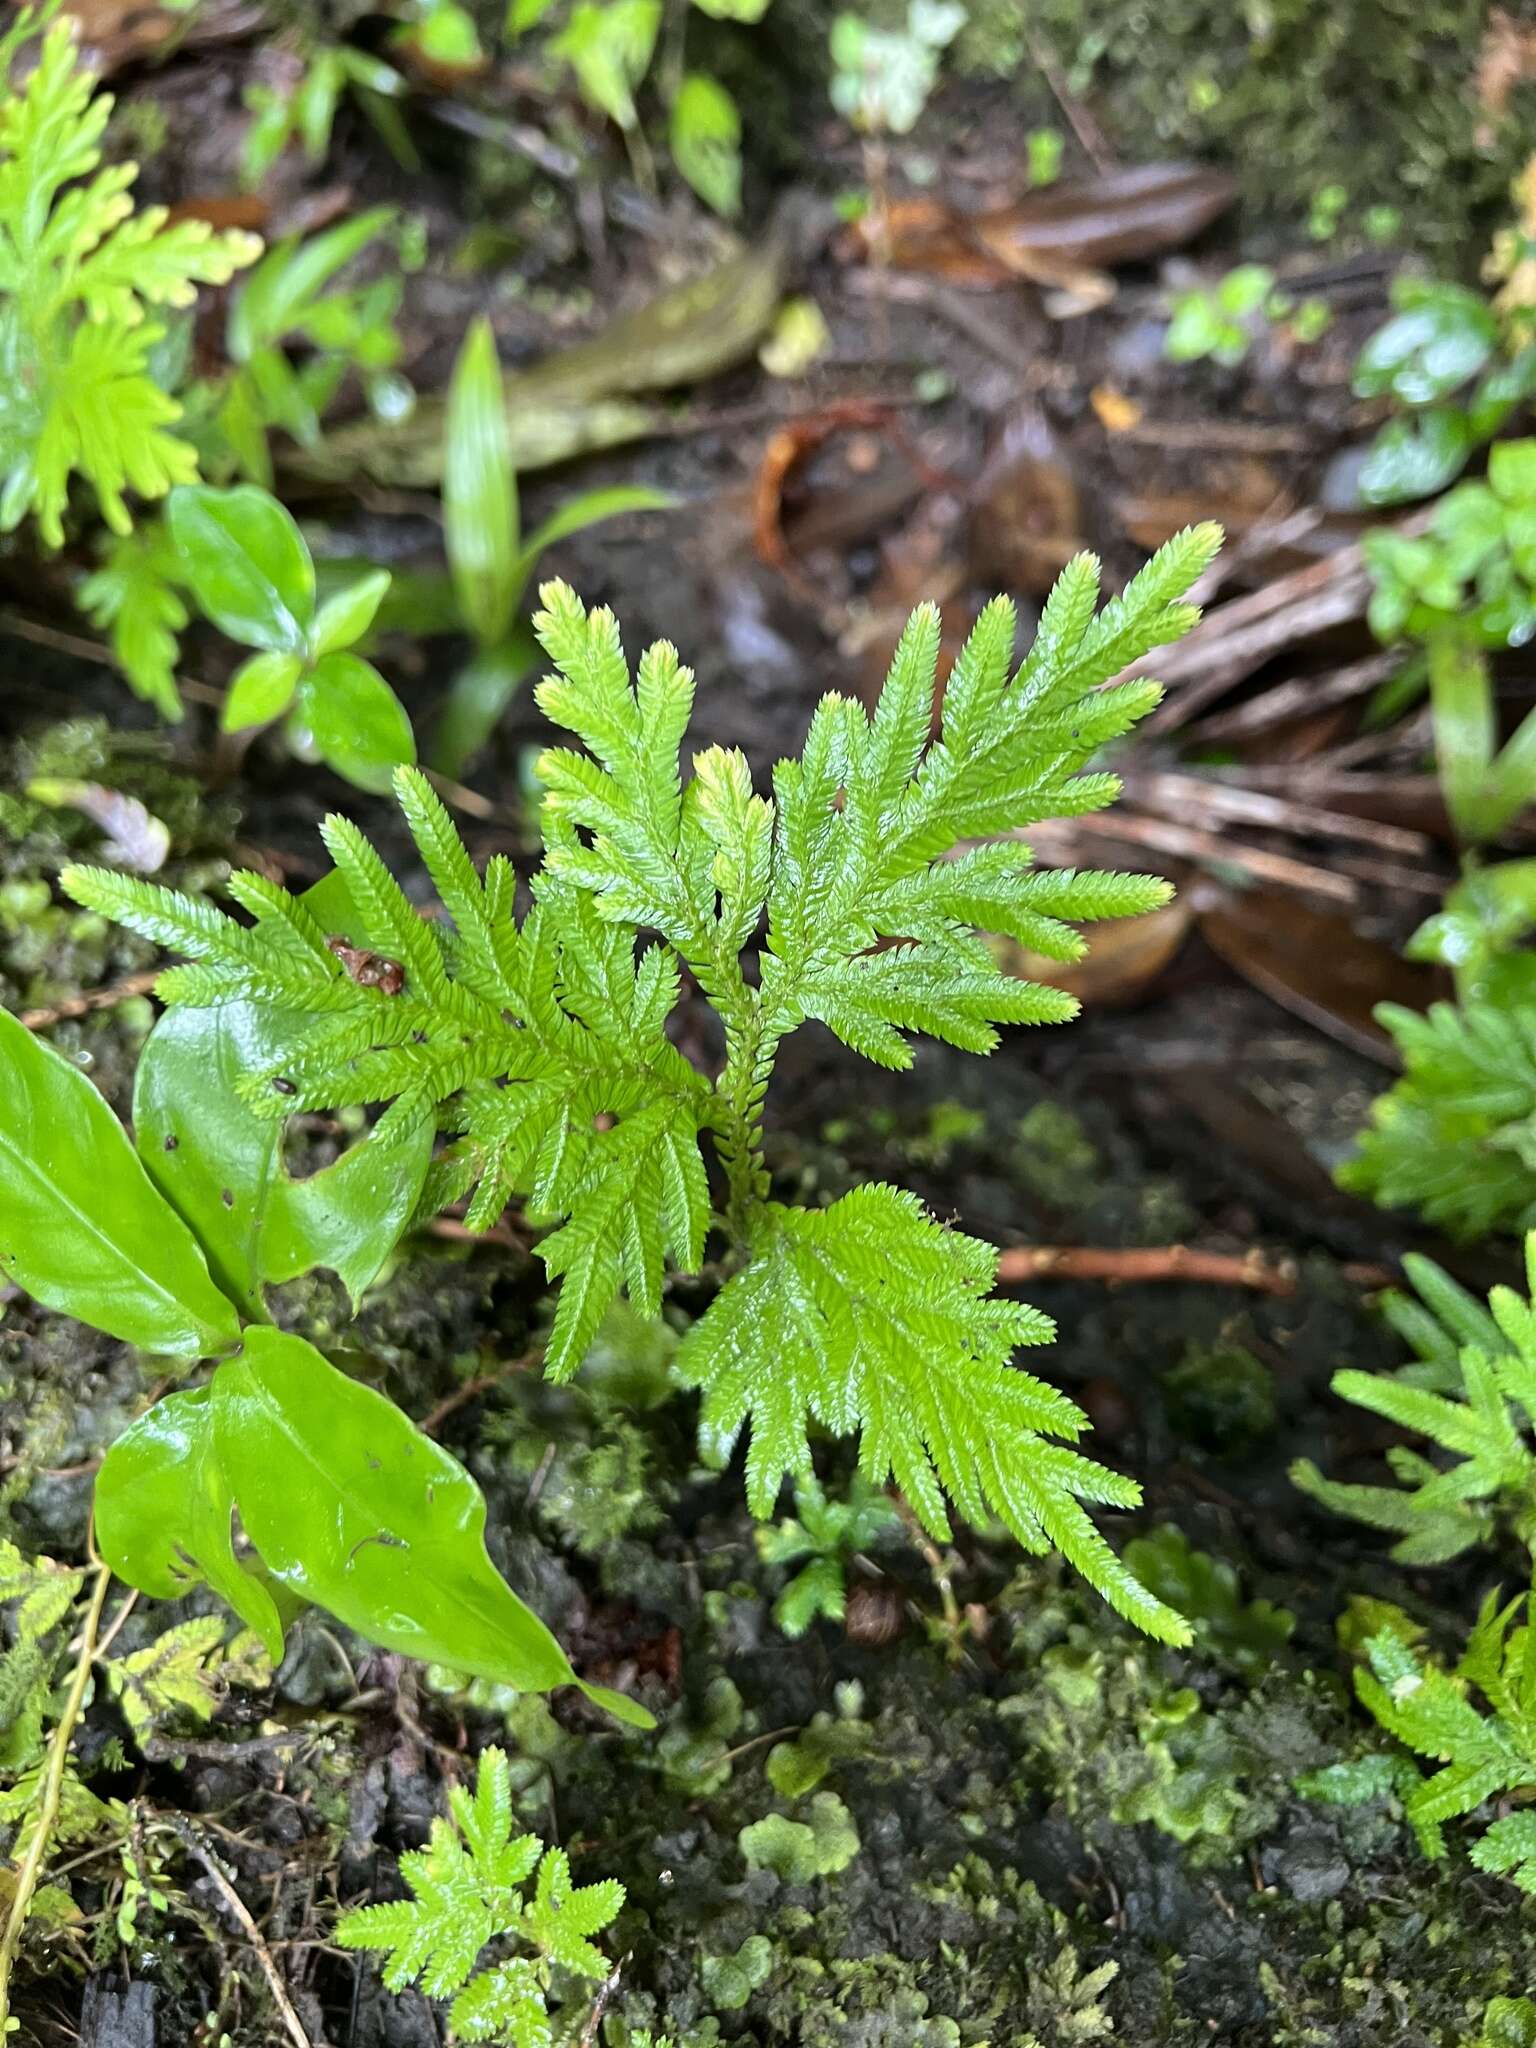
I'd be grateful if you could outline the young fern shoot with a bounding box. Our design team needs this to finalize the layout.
[68,525,1222,1647]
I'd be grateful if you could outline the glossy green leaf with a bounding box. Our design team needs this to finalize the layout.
[312,567,392,658]
[168,484,316,653]
[1358,409,1473,508]
[432,628,541,778]
[95,1388,284,1662]
[1491,439,1536,506]
[691,0,771,17]
[295,652,416,793]
[135,1002,432,1317]
[1354,280,1497,406]
[552,0,661,130]
[212,1329,654,1725]
[445,318,519,649]
[0,1006,240,1358]
[223,650,304,731]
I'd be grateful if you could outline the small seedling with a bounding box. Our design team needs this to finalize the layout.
[337,1747,626,2044]
[433,317,669,776]
[67,527,1225,1649]
[1163,265,1330,369]
[0,11,259,550]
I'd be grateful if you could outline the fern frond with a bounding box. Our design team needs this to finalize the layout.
[1342,998,1536,1239]
[1342,1601,1536,1871]
[0,16,258,545]
[1293,1230,1536,1562]
[675,1184,1188,1644]
[337,1749,621,2041]
[85,546,1221,1641]
[66,770,711,1343]
[746,534,1215,1063]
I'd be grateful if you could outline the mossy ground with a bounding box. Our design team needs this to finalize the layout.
[4,2,1536,2034]
[2,766,1529,2042]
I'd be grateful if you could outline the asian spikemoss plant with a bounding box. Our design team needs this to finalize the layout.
[67,524,1225,1651]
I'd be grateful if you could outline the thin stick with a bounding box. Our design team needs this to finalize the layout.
[168,1816,318,2048]
[418,1346,541,1436]
[90,1587,139,1666]
[996,1244,1297,1296]
[1023,813,1358,903]
[1122,769,1431,855]
[0,609,223,707]
[0,1561,113,2029]
[19,969,161,1030]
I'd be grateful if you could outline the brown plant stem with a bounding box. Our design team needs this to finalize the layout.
[995,1243,1299,1296]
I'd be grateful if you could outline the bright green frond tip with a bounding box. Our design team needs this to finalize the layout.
[337,1748,624,2044]
[0,10,261,546]
[70,529,1221,1648]
[1293,1230,1536,1564]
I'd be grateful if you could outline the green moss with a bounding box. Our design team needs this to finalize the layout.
[955,0,1532,258]
[1012,1101,1104,1213]
[1161,1339,1278,1454]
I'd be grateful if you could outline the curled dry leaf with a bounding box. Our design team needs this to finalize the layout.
[844,164,1237,290]
[1198,892,1448,1062]
[993,899,1194,1008]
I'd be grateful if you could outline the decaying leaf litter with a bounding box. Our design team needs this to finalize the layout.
[5,2,1536,2043]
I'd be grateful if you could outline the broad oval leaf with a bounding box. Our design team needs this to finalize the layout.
[312,566,392,658]
[445,317,519,648]
[223,649,304,732]
[1358,410,1474,509]
[670,74,742,217]
[168,483,316,653]
[0,1006,240,1358]
[295,652,416,793]
[212,1329,654,1726]
[95,1387,285,1662]
[1353,281,1497,407]
[135,1002,433,1318]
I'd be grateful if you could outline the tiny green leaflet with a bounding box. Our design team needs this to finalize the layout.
[166,481,416,794]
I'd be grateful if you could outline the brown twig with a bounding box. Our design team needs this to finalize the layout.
[418,1347,542,1436]
[168,1816,319,2048]
[1024,813,1358,903]
[580,1955,628,2048]
[1121,769,1432,856]
[19,969,161,1030]
[1025,30,1116,170]
[0,608,223,707]
[995,1244,1298,1296]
